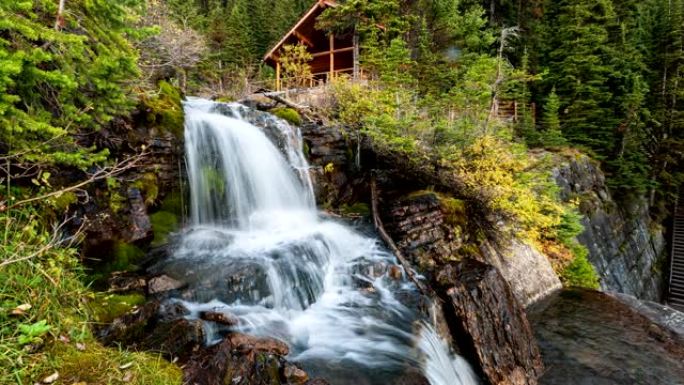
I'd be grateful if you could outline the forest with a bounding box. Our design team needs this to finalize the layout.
[0,0,683,383]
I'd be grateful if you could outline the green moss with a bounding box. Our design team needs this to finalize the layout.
[150,211,179,247]
[439,196,467,229]
[131,172,159,206]
[38,340,182,385]
[160,191,183,215]
[339,203,370,217]
[271,107,302,126]
[50,191,78,212]
[105,242,145,273]
[216,96,235,103]
[88,293,146,324]
[142,80,184,138]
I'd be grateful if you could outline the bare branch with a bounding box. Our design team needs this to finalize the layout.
[5,151,149,210]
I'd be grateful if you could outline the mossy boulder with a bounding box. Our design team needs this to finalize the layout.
[271,107,302,126]
[88,293,146,324]
[141,80,184,138]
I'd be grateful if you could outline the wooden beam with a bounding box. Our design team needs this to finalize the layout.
[311,46,354,58]
[293,30,314,47]
[312,68,354,76]
[276,61,281,91]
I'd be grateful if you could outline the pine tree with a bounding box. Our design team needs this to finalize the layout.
[0,0,141,167]
[541,87,566,147]
[542,0,617,154]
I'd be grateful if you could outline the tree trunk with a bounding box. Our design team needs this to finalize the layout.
[55,0,66,31]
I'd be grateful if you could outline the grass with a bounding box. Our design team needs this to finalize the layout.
[0,210,181,384]
[33,339,182,385]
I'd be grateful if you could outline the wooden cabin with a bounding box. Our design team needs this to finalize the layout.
[263,0,359,91]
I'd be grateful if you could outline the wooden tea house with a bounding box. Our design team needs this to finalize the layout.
[263,0,360,91]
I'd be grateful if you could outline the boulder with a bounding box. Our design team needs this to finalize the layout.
[148,275,184,294]
[435,259,543,385]
[183,333,293,385]
[200,310,239,326]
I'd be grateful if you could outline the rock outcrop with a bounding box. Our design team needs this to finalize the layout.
[553,155,666,301]
[381,192,561,307]
[435,259,544,385]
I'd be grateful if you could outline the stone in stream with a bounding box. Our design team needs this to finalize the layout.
[148,274,184,294]
[200,310,239,326]
[183,333,294,385]
[435,258,544,385]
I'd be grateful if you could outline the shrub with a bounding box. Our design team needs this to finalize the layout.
[561,252,600,289]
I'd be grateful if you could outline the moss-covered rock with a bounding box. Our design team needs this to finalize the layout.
[150,211,179,247]
[88,293,146,324]
[271,107,302,126]
[131,172,159,206]
[141,80,184,138]
[338,202,370,217]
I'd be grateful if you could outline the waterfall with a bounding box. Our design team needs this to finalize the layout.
[418,323,479,385]
[160,98,476,384]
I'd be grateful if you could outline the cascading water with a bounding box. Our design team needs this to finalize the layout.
[159,97,476,384]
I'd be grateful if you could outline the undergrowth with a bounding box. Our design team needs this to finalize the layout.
[0,210,181,384]
[331,78,600,288]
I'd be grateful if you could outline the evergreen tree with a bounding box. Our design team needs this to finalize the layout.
[542,0,616,152]
[541,87,566,147]
[0,0,141,167]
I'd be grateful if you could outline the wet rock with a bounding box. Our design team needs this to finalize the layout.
[283,364,309,384]
[227,333,289,356]
[388,265,403,280]
[142,318,204,358]
[107,272,147,293]
[183,333,292,385]
[529,289,684,384]
[436,259,543,385]
[148,275,184,294]
[98,301,160,345]
[127,188,152,242]
[304,380,330,385]
[200,311,239,326]
[98,299,203,360]
[157,300,190,322]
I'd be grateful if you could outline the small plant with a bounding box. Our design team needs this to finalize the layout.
[17,320,51,346]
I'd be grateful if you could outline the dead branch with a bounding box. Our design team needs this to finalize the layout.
[0,214,85,269]
[263,92,309,111]
[5,151,148,210]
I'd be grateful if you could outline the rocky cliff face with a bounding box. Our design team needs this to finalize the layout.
[553,155,666,301]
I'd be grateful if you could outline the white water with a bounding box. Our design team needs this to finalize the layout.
[162,98,476,384]
[419,323,480,385]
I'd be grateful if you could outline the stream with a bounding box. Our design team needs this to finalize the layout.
[154,98,478,385]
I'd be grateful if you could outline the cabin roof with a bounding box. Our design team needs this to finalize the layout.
[262,0,338,63]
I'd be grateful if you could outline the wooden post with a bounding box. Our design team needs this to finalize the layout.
[329,34,335,82]
[353,29,360,81]
[276,61,281,91]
